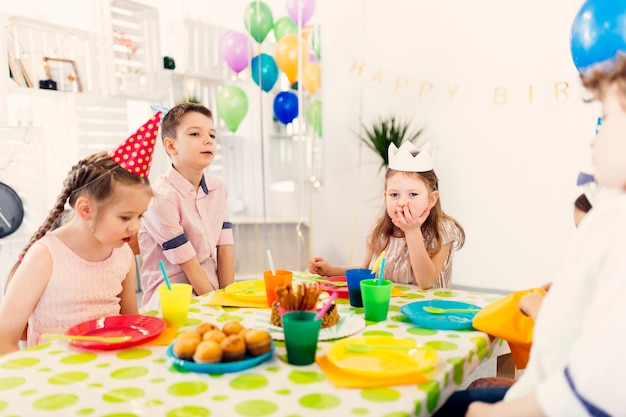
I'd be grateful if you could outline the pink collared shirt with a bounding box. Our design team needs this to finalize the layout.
[138,167,233,309]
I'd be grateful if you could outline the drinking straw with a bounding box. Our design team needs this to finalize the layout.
[159,260,172,290]
[314,292,338,320]
[371,250,386,274]
[377,257,386,285]
[266,249,276,275]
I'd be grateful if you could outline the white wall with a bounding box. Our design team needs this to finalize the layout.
[314,0,596,292]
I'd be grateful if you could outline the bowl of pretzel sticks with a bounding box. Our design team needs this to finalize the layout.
[270,282,340,328]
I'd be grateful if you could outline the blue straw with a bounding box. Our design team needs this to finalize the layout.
[378,258,386,285]
[159,260,172,291]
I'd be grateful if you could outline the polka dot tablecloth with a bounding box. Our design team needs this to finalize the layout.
[0,278,506,417]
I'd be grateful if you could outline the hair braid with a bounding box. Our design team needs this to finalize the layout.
[5,151,151,291]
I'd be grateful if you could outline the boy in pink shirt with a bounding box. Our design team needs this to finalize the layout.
[139,103,234,309]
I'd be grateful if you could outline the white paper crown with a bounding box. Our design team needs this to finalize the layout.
[388,142,434,172]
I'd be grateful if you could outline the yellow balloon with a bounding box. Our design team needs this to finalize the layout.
[275,34,309,84]
[302,62,321,94]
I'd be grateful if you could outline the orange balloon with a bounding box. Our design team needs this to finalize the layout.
[302,62,321,94]
[275,34,309,84]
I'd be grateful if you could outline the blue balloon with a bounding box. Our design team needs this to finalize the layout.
[273,91,299,125]
[251,53,278,92]
[570,1,626,73]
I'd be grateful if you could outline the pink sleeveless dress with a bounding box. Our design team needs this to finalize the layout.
[27,234,133,346]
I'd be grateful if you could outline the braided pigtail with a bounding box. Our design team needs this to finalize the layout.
[4,152,146,291]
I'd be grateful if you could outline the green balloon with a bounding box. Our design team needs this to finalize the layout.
[273,16,297,42]
[217,85,248,133]
[243,1,274,43]
[311,25,321,59]
[307,99,322,137]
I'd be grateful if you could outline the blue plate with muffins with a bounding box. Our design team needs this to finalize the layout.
[166,341,275,374]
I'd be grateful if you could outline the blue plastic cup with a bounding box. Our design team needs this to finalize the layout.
[346,268,375,307]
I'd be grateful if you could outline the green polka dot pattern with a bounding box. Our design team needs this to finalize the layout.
[0,278,507,417]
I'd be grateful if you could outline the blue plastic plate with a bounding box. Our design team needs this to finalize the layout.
[400,300,481,330]
[166,342,275,374]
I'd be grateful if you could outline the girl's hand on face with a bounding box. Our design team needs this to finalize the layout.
[392,203,429,234]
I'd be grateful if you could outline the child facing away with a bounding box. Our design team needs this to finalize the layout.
[138,103,234,310]
[0,114,159,355]
[309,142,465,289]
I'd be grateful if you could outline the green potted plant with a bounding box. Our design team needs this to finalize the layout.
[360,116,424,171]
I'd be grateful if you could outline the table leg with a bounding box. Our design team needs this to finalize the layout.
[496,353,517,379]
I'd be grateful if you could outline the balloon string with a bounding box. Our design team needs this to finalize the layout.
[296,5,306,270]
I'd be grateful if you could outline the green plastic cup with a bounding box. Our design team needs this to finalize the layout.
[281,311,321,365]
[360,279,393,322]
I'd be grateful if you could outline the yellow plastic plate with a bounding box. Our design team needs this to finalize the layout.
[222,280,267,303]
[326,336,438,378]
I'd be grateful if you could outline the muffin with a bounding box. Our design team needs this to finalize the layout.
[222,320,245,336]
[220,334,246,362]
[239,328,252,339]
[177,331,202,343]
[196,322,219,337]
[193,340,223,364]
[244,329,272,356]
[203,329,227,344]
[173,336,201,360]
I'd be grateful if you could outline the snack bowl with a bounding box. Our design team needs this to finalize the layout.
[166,321,275,374]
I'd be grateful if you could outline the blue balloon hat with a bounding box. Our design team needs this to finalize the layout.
[570,1,626,73]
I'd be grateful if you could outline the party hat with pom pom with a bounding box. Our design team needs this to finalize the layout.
[109,112,161,178]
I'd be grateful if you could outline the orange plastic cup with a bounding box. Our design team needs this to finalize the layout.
[263,270,293,307]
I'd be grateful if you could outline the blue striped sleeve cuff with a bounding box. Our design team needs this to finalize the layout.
[162,233,189,250]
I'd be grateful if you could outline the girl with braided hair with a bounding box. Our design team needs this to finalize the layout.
[0,113,158,355]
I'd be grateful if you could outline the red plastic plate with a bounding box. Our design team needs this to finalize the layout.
[318,275,349,299]
[65,314,165,350]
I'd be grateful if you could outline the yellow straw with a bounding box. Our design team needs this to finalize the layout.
[371,250,386,273]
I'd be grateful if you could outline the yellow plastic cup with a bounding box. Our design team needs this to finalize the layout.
[158,283,192,327]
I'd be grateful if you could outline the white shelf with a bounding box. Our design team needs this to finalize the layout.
[5,15,101,94]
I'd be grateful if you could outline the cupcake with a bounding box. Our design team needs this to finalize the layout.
[173,336,201,360]
[222,320,245,336]
[239,328,252,339]
[177,331,202,343]
[220,334,246,362]
[203,329,227,344]
[196,322,219,337]
[244,329,272,357]
[193,340,223,364]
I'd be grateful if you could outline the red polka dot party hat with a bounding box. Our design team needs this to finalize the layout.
[109,112,161,178]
